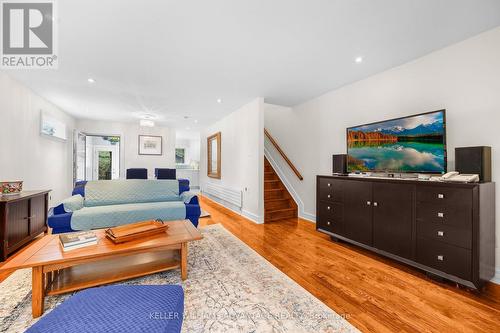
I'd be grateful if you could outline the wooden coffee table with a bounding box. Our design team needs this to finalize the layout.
[0,220,202,318]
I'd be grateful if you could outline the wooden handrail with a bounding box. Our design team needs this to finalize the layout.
[264,128,303,181]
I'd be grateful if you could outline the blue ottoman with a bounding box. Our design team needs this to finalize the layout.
[27,285,184,333]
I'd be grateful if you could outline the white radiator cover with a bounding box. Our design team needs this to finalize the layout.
[204,183,243,208]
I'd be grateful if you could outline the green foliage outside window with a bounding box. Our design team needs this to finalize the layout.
[176,148,185,164]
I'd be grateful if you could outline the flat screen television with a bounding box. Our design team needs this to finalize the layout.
[347,110,447,174]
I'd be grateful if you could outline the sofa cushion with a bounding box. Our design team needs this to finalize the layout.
[71,201,187,230]
[26,285,184,333]
[84,179,181,207]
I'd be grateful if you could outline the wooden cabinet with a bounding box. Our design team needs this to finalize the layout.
[372,182,414,259]
[316,176,495,289]
[0,191,50,261]
[343,180,372,245]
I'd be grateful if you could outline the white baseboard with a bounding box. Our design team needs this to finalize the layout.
[202,191,263,225]
[491,268,500,285]
[242,209,264,224]
[299,211,316,223]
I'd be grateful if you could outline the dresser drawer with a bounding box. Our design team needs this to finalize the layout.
[417,222,471,249]
[317,203,343,234]
[318,202,343,221]
[416,186,472,209]
[417,238,471,280]
[417,202,472,228]
[318,178,343,202]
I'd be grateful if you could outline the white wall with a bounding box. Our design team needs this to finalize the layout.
[0,72,75,204]
[200,98,265,223]
[265,27,500,279]
[76,120,176,179]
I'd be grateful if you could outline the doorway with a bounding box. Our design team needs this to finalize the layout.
[93,146,120,180]
[74,133,121,182]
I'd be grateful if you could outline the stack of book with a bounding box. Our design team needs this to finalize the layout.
[59,231,98,252]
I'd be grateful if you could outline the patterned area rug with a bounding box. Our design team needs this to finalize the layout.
[0,224,358,333]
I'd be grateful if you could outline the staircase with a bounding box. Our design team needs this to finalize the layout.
[264,157,298,222]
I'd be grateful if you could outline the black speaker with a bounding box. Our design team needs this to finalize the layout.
[455,146,491,182]
[332,154,348,175]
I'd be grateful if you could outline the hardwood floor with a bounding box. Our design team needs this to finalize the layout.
[1,196,498,332]
[198,195,500,333]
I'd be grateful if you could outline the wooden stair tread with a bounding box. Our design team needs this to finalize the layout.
[266,208,296,213]
[265,198,290,202]
[263,157,298,222]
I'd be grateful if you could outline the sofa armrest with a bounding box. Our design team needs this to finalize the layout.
[53,194,84,215]
[180,191,198,204]
[52,203,66,215]
[48,212,74,234]
[185,195,201,227]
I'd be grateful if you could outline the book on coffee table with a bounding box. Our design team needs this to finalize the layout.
[59,231,97,252]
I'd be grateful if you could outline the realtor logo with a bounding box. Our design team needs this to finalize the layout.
[1,0,57,68]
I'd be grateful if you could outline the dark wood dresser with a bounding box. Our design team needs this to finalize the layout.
[316,176,495,289]
[0,190,50,261]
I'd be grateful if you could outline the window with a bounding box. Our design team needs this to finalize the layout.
[175,148,185,164]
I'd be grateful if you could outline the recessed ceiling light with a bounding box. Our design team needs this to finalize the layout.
[87,78,96,83]
[355,56,363,63]
[194,119,198,124]
[217,98,223,104]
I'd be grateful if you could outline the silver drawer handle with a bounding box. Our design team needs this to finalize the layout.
[327,221,331,226]
[437,212,444,218]
[367,201,371,206]
[437,231,444,237]
[437,255,444,261]
[327,183,331,187]
[373,202,378,207]
[327,206,331,210]
[327,194,331,198]
[438,194,444,199]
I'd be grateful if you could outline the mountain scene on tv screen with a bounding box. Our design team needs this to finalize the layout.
[347,111,445,173]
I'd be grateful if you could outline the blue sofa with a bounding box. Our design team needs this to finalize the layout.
[49,179,200,234]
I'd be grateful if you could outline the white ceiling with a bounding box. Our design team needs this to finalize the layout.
[5,0,500,129]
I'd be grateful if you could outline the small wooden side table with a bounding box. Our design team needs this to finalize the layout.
[0,190,50,261]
